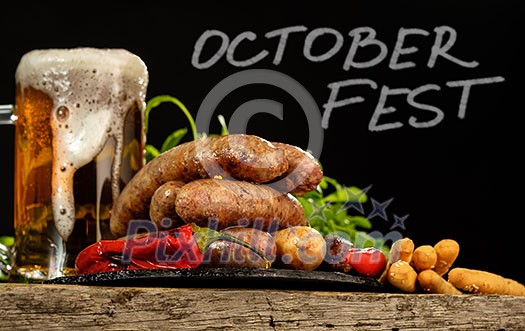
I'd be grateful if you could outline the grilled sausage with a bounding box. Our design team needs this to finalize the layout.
[323,235,355,273]
[175,178,306,231]
[268,142,323,196]
[110,134,288,237]
[149,181,185,230]
[203,226,277,268]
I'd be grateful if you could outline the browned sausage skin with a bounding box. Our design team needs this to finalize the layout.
[149,181,185,229]
[203,226,277,269]
[110,134,288,237]
[323,235,354,273]
[268,142,323,196]
[175,178,306,231]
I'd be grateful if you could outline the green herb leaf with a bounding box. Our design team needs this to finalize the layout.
[145,95,198,141]
[217,115,229,136]
[160,128,188,153]
[145,145,160,163]
[0,236,14,247]
[324,185,367,204]
[348,216,372,230]
[297,176,389,253]
[318,177,329,190]
[0,236,14,282]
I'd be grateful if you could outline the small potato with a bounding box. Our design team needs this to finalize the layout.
[204,227,277,269]
[274,226,326,271]
[412,245,438,272]
[387,260,418,293]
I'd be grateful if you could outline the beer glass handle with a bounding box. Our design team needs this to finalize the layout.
[0,104,15,125]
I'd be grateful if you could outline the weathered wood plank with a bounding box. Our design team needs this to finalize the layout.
[1,284,524,330]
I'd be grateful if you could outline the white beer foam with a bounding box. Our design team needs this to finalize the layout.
[16,48,148,241]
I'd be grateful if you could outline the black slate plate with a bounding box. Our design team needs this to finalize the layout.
[44,268,384,292]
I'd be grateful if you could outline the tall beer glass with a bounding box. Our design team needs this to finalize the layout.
[11,48,148,280]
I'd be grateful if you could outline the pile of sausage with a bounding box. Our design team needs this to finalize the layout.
[109,134,325,269]
[110,134,323,267]
[110,134,322,236]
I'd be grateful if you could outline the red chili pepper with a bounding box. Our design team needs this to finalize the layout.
[75,224,203,274]
[75,223,269,274]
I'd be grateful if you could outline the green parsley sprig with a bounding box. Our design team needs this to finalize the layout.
[296,177,389,255]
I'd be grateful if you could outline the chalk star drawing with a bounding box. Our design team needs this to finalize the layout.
[309,197,329,222]
[367,197,394,221]
[390,214,409,230]
[318,182,408,241]
[345,184,373,215]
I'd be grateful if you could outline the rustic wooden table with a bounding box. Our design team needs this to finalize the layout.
[1,283,524,330]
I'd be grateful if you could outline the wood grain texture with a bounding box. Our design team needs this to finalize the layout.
[1,284,524,330]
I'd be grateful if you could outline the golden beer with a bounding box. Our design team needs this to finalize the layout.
[12,48,148,280]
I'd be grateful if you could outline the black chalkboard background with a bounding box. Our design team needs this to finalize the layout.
[1,2,522,283]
